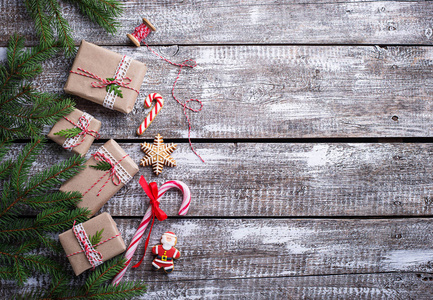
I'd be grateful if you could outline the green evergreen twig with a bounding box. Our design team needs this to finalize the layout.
[24,0,123,56]
[90,161,112,171]
[54,127,82,138]
[0,34,75,140]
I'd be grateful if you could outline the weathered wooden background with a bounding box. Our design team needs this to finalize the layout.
[2,0,433,299]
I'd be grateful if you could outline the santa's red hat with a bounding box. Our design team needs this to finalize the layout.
[163,231,177,238]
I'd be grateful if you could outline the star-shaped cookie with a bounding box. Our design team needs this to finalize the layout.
[140,134,177,175]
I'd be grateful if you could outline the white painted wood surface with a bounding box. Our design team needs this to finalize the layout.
[21,45,432,138]
[2,1,433,46]
[7,142,433,217]
[2,0,433,298]
[2,218,433,299]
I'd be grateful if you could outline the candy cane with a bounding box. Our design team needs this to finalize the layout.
[136,93,164,135]
[112,178,191,285]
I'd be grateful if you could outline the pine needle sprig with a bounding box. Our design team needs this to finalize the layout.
[67,0,123,34]
[0,138,13,179]
[45,0,76,57]
[23,191,82,209]
[24,153,86,196]
[0,137,91,285]
[90,160,112,171]
[54,127,82,138]
[24,0,123,56]
[89,228,104,246]
[0,35,75,139]
[16,256,147,299]
[24,0,54,49]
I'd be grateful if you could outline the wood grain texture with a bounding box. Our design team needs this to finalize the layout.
[1,45,431,139]
[2,1,433,46]
[6,142,433,217]
[2,218,433,299]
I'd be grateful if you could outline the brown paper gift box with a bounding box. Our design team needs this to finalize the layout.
[60,139,138,216]
[64,40,147,114]
[47,108,101,156]
[59,212,126,276]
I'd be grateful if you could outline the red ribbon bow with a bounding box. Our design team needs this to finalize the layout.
[132,176,167,268]
[63,115,100,149]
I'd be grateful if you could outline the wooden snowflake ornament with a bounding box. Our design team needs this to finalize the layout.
[140,134,177,175]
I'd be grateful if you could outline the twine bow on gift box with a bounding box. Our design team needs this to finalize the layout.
[60,114,100,149]
[70,55,139,98]
[83,151,129,197]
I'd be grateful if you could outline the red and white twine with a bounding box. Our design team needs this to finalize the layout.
[69,221,103,269]
[62,114,100,150]
[83,152,129,197]
[130,21,205,162]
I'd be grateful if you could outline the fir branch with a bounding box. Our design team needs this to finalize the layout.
[23,191,82,209]
[23,0,123,55]
[90,161,112,171]
[87,281,147,299]
[45,0,76,57]
[84,256,125,294]
[54,127,82,138]
[0,138,13,179]
[66,0,122,34]
[8,138,44,202]
[16,257,147,299]
[0,35,73,139]
[89,228,104,246]
[24,154,86,197]
[24,0,54,48]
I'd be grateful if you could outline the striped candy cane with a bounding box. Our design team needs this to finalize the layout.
[136,93,164,135]
[112,176,191,285]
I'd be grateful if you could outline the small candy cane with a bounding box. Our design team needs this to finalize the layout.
[136,93,164,135]
[112,176,191,285]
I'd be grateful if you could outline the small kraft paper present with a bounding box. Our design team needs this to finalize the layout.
[59,212,126,276]
[47,108,101,156]
[64,40,147,113]
[60,139,139,216]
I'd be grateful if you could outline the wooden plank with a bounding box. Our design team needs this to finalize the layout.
[6,142,433,217]
[5,45,430,139]
[2,218,433,299]
[1,1,433,46]
[2,272,432,299]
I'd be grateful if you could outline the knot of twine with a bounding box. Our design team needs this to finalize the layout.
[63,115,100,149]
[83,152,129,197]
[70,55,139,94]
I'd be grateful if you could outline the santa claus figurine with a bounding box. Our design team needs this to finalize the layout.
[151,231,181,273]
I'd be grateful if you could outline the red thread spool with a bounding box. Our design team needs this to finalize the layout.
[127,18,156,47]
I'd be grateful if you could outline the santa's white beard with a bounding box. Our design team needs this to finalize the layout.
[161,236,175,250]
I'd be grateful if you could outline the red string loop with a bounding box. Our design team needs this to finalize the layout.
[129,20,205,162]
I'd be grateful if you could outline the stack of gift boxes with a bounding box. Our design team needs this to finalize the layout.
[50,40,146,275]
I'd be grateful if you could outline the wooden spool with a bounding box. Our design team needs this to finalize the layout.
[127,18,156,47]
